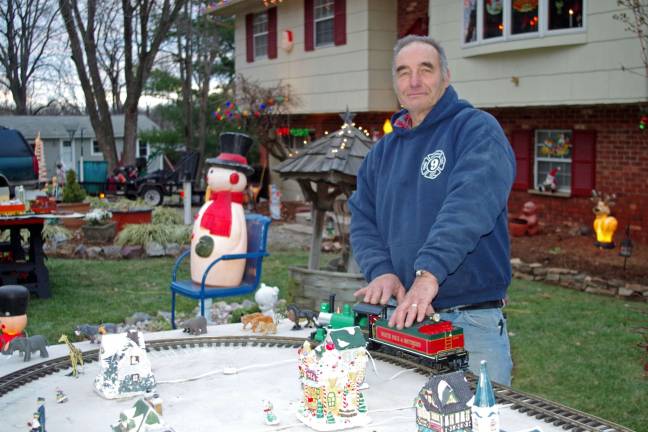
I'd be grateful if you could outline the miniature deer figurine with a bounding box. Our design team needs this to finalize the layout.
[591,190,618,249]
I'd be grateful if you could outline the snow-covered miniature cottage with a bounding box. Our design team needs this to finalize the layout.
[415,371,473,432]
[111,398,174,432]
[297,326,370,431]
[95,331,156,399]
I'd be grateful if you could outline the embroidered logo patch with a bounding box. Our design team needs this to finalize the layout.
[420,150,446,179]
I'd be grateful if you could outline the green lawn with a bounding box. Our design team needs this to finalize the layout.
[23,253,647,431]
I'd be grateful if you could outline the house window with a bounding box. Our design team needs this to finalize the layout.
[92,140,102,156]
[534,129,572,193]
[463,0,584,46]
[131,373,140,382]
[305,0,345,51]
[314,0,334,47]
[253,12,268,58]
[130,355,140,365]
[137,141,149,158]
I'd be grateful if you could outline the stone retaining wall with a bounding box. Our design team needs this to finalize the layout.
[511,258,648,301]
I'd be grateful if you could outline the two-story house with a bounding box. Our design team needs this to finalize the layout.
[211,0,647,242]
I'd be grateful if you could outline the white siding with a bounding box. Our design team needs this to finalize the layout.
[234,0,398,113]
[430,0,648,107]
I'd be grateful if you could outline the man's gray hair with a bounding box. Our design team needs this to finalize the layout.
[392,35,449,79]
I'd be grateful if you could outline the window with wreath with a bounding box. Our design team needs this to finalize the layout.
[534,130,572,193]
[463,0,584,46]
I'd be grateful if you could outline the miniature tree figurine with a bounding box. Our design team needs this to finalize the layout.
[62,170,86,203]
[471,360,499,432]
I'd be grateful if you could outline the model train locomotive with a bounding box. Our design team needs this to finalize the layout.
[313,296,469,373]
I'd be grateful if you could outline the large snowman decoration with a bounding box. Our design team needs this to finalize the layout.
[191,132,255,287]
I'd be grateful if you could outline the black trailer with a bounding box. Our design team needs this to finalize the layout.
[107,151,204,206]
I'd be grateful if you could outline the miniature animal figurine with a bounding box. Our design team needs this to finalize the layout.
[181,316,208,335]
[538,167,560,192]
[255,320,278,335]
[263,400,280,426]
[98,323,119,334]
[0,285,29,352]
[286,304,318,330]
[2,335,48,362]
[190,132,254,287]
[591,190,618,249]
[255,284,279,317]
[74,324,100,343]
[56,388,68,403]
[58,334,84,377]
[241,312,264,329]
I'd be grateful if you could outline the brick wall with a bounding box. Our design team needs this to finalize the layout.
[488,104,648,243]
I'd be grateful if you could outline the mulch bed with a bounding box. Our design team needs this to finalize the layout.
[510,223,647,286]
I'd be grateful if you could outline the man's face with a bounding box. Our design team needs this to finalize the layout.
[394,42,450,124]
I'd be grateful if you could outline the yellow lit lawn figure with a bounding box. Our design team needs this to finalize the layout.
[58,334,84,377]
[591,190,618,249]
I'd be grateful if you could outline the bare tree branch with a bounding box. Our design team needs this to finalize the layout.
[0,0,59,114]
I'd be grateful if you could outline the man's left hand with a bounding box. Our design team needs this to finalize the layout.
[388,272,439,329]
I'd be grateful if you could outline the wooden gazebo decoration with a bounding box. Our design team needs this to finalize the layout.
[274,112,373,270]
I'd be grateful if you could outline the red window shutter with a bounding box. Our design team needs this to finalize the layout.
[334,0,346,46]
[268,7,278,59]
[571,130,596,197]
[510,130,533,191]
[246,13,254,62]
[304,0,314,51]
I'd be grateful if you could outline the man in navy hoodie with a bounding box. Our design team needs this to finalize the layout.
[349,35,515,385]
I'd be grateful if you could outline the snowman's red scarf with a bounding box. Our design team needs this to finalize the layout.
[200,191,245,237]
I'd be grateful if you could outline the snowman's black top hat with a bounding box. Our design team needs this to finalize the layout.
[0,285,29,317]
[206,132,254,176]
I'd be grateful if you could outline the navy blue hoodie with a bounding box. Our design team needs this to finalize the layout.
[349,85,515,309]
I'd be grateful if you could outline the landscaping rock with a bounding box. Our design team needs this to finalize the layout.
[86,246,103,259]
[103,245,123,259]
[618,287,635,297]
[121,245,144,259]
[164,243,181,257]
[145,241,165,257]
[73,244,88,258]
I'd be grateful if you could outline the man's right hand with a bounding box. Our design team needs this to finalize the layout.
[353,273,406,305]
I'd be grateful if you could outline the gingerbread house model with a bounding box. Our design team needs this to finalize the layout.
[297,326,370,431]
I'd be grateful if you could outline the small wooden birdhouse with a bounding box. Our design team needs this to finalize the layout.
[415,371,473,432]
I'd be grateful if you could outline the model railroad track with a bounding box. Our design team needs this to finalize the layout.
[0,336,632,432]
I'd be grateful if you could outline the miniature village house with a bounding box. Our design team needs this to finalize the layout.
[415,371,473,432]
[297,326,370,431]
[95,331,156,399]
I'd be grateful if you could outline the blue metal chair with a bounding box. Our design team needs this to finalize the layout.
[170,213,271,329]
